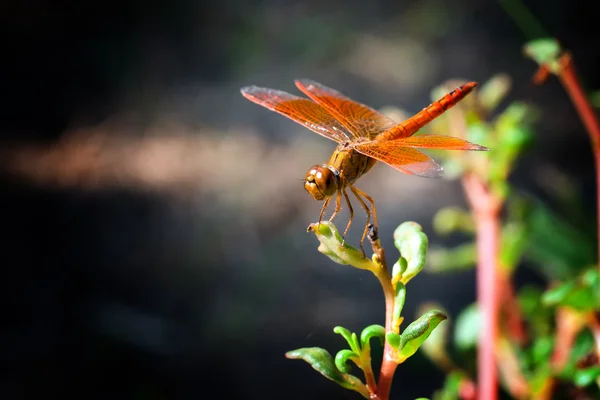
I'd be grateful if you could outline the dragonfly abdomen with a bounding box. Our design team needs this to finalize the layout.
[380,81,477,141]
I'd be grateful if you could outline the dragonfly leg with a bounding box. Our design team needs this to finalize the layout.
[350,185,374,250]
[341,188,355,244]
[318,196,332,227]
[352,186,378,231]
[328,190,342,223]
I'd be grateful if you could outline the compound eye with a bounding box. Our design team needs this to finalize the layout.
[304,165,338,200]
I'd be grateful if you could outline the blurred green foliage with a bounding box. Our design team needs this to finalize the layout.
[419,70,600,398]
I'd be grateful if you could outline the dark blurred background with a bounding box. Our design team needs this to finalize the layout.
[1,0,599,399]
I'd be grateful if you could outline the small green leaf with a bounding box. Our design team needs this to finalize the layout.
[285,347,370,398]
[396,310,447,363]
[308,221,377,272]
[419,303,451,366]
[335,349,360,374]
[391,257,408,287]
[541,281,575,304]
[590,91,600,108]
[518,285,543,316]
[479,73,512,112]
[500,222,527,271]
[433,207,474,236]
[523,38,562,72]
[530,336,553,364]
[542,276,599,312]
[557,330,595,380]
[386,331,402,350]
[581,268,599,287]
[496,102,535,128]
[433,371,468,400]
[393,222,429,284]
[333,326,361,354]
[524,200,595,280]
[392,282,407,333]
[528,364,552,395]
[467,122,494,150]
[573,366,600,387]
[360,324,385,350]
[454,303,480,351]
[427,243,476,273]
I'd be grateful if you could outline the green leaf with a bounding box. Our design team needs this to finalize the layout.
[542,275,599,312]
[391,257,408,286]
[530,336,554,365]
[500,222,527,271]
[581,268,599,287]
[467,122,494,151]
[496,102,535,128]
[557,330,595,380]
[285,347,370,398]
[541,281,576,305]
[573,366,600,387]
[335,349,359,374]
[432,371,468,400]
[591,91,600,108]
[432,207,474,236]
[392,282,407,333]
[396,310,447,363]
[523,38,562,72]
[528,364,552,395]
[308,221,377,272]
[479,73,512,112]
[333,326,361,354]
[523,200,595,280]
[386,331,402,350]
[427,242,476,273]
[393,222,429,284]
[454,303,480,351]
[419,303,451,365]
[360,324,385,350]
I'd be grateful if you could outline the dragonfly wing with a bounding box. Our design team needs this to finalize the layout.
[295,79,397,140]
[396,134,489,150]
[353,140,443,178]
[241,86,351,142]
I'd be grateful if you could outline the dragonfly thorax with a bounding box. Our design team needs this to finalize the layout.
[304,164,340,201]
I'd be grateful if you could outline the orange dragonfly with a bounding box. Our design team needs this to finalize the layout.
[241,80,488,250]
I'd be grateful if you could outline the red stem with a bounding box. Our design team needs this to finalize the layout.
[462,174,502,400]
[499,274,528,345]
[588,312,600,361]
[374,270,397,400]
[556,53,600,273]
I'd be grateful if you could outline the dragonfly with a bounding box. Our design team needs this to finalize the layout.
[240,79,488,251]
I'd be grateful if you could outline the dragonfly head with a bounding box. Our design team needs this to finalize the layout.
[304,164,339,201]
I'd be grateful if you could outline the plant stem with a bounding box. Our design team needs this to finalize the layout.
[555,53,600,275]
[588,312,600,361]
[363,360,378,396]
[369,232,397,400]
[462,173,502,400]
[375,272,396,400]
[499,273,528,345]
